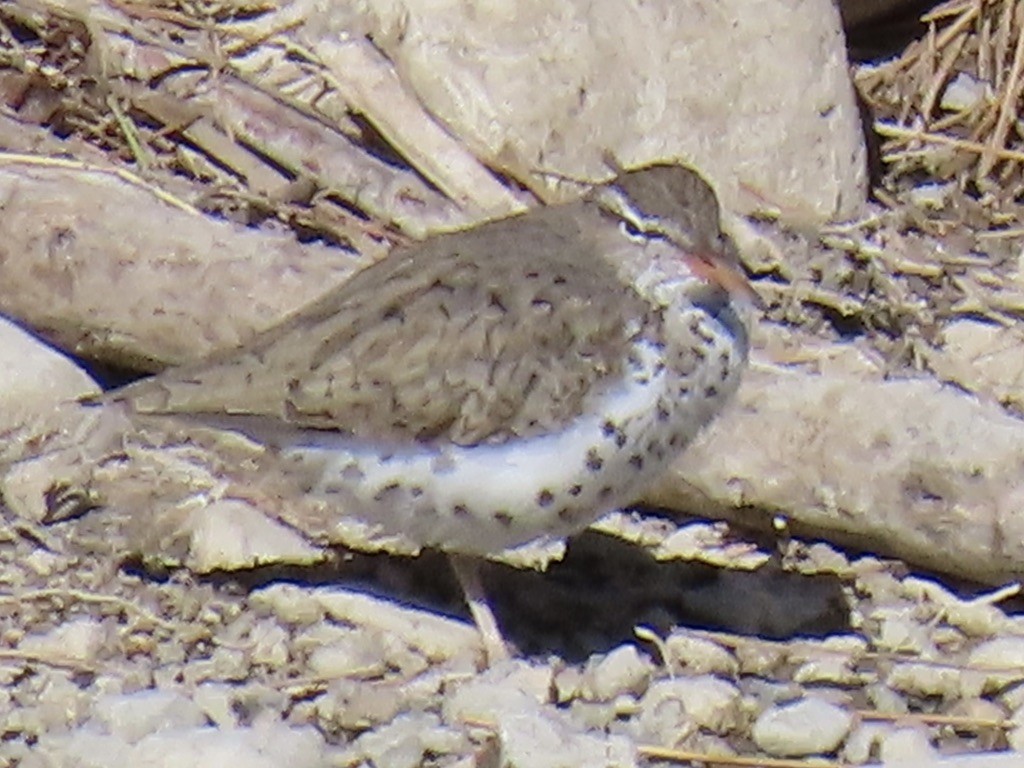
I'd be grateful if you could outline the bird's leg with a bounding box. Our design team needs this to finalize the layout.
[448,553,510,665]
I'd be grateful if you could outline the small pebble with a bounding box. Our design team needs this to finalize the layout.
[752,698,852,757]
[580,645,653,702]
[968,638,1024,693]
[878,726,936,764]
[93,689,206,743]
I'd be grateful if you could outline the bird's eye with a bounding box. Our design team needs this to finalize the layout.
[618,219,645,242]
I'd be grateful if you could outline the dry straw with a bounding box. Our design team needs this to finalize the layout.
[856,0,1024,213]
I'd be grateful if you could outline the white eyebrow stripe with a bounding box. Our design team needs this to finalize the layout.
[595,186,658,229]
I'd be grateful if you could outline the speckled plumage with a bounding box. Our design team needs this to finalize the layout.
[115,163,750,557]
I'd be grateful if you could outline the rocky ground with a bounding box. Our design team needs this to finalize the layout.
[4,442,1024,767]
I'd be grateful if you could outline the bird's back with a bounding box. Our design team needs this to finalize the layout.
[115,204,650,447]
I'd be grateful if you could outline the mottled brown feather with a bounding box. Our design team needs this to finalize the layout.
[116,203,651,446]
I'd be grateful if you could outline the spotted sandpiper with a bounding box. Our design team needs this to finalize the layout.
[112,162,754,661]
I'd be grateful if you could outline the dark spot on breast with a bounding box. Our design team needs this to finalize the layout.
[373,482,400,502]
[537,489,554,507]
[568,484,583,497]
[410,485,424,498]
[494,510,513,527]
[705,385,718,398]
[602,420,627,448]
[585,449,604,472]
[629,454,644,470]
[553,275,567,285]
[453,504,470,518]
[656,402,670,422]
[598,485,614,501]
[557,507,575,522]
[678,385,690,397]
[689,317,716,344]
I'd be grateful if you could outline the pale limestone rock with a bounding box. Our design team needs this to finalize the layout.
[187,499,326,573]
[444,663,639,767]
[580,645,654,702]
[92,690,206,744]
[752,697,853,756]
[652,367,1024,584]
[933,320,1024,411]
[967,638,1024,694]
[640,677,742,735]
[878,726,937,765]
[330,0,867,221]
[0,316,98,432]
[19,618,107,666]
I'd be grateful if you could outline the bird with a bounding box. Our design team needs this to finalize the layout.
[110,162,755,662]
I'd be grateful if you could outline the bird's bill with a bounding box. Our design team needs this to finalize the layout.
[684,250,764,310]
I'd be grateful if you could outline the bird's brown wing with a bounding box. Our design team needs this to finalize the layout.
[117,206,648,446]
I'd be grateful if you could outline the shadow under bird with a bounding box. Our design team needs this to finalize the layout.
[110,162,755,662]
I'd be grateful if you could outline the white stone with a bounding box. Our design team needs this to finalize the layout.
[752,697,852,757]
[843,722,892,765]
[886,662,963,700]
[908,182,954,210]
[640,677,741,735]
[248,621,290,668]
[347,713,456,768]
[20,618,106,665]
[187,498,326,572]
[663,634,739,677]
[941,72,987,112]
[30,730,133,768]
[658,369,1024,584]
[338,0,866,221]
[878,726,936,765]
[314,589,481,662]
[306,631,388,679]
[249,584,325,626]
[967,638,1024,693]
[128,724,324,768]
[445,664,638,766]
[581,645,653,702]
[191,684,239,729]
[0,315,98,432]
[93,690,207,743]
